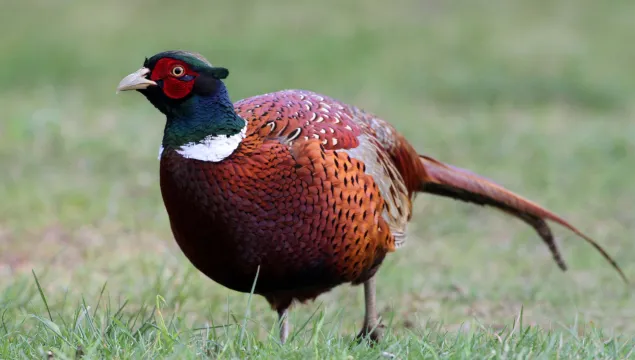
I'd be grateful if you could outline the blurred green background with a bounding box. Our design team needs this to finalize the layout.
[1,0,634,351]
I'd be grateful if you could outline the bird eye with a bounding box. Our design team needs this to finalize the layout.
[171,66,185,77]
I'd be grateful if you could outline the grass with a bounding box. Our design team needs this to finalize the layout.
[1,0,635,358]
[4,278,634,360]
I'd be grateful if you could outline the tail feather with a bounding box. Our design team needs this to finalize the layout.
[418,155,627,283]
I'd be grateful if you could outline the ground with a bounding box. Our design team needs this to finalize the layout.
[1,0,634,358]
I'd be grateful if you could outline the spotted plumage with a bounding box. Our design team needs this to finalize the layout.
[117,50,627,344]
[236,90,414,248]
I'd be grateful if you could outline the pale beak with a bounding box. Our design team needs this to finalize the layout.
[116,67,157,93]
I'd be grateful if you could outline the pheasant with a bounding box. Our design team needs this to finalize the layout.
[117,50,626,343]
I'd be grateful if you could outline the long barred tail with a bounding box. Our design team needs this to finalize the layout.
[418,154,627,283]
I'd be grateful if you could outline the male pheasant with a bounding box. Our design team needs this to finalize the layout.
[117,50,626,343]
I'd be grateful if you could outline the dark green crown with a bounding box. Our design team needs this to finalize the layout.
[145,50,229,80]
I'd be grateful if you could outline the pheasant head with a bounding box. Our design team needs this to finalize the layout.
[117,50,246,162]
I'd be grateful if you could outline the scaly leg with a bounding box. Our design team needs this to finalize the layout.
[278,308,289,344]
[356,275,384,342]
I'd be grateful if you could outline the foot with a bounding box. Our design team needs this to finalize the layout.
[356,323,385,343]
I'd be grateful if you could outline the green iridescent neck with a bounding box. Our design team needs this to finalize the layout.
[161,85,245,149]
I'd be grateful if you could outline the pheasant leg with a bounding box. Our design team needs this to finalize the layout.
[278,308,289,344]
[356,276,384,342]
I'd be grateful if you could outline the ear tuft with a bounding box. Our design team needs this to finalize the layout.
[206,67,229,80]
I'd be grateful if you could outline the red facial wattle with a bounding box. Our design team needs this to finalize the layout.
[150,58,198,99]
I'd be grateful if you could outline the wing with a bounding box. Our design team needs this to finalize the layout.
[234,89,415,248]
